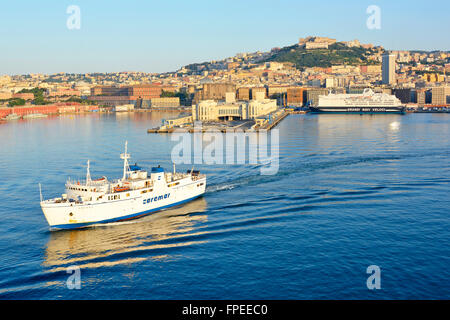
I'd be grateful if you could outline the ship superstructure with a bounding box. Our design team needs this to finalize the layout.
[310,89,405,114]
[40,142,206,230]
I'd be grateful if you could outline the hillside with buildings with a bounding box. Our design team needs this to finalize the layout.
[266,41,383,68]
[1,35,449,119]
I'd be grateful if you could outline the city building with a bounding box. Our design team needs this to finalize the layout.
[360,65,381,74]
[431,86,450,105]
[149,97,180,108]
[417,88,432,105]
[422,73,445,83]
[299,36,336,49]
[286,87,305,106]
[306,88,329,106]
[250,87,266,99]
[89,84,164,106]
[382,54,396,85]
[194,83,236,103]
[393,88,412,104]
[236,87,250,100]
[192,93,277,122]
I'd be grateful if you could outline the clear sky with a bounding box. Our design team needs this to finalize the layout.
[1,0,449,75]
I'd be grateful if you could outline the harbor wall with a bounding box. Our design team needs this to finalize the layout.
[0,103,98,118]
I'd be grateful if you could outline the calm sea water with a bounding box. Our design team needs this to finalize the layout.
[0,112,449,299]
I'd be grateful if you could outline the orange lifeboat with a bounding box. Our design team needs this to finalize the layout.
[114,186,130,193]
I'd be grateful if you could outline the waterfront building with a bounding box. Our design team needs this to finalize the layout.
[417,88,432,106]
[89,84,163,106]
[163,115,193,128]
[306,88,329,106]
[382,54,396,85]
[393,88,412,104]
[89,95,133,106]
[431,86,450,105]
[286,87,305,106]
[192,93,277,122]
[114,104,134,112]
[149,97,180,108]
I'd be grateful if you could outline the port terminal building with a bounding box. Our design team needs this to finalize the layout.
[192,92,277,121]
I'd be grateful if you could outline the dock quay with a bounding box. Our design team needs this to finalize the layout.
[147,109,290,134]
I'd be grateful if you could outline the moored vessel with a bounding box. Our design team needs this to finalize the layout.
[310,89,405,114]
[2,113,21,121]
[23,113,48,119]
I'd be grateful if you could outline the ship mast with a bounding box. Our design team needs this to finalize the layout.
[120,141,131,180]
[86,159,91,185]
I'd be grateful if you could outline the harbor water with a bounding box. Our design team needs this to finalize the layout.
[0,112,449,299]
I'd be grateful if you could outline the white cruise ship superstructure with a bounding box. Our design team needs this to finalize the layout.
[40,142,206,230]
[310,89,405,114]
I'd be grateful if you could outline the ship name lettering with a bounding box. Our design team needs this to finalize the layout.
[143,193,170,204]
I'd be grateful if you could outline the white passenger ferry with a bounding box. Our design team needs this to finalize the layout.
[40,142,206,230]
[310,89,405,114]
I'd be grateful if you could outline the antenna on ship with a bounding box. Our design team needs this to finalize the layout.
[173,163,176,174]
[86,159,91,185]
[120,141,131,180]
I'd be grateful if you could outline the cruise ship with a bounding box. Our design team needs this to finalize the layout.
[40,142,206,230]
[310,89,405,114]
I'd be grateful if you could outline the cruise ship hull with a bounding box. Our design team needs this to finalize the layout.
[41,178,206,230]
[310,106,405,114]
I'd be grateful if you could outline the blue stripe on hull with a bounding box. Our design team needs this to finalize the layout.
[50,194,203,230]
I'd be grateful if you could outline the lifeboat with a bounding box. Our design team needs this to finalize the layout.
[114,186,130,193]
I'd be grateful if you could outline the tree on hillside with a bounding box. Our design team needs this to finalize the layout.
[8,98,25,107]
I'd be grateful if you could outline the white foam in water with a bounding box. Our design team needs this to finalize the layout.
[206,184,236,193]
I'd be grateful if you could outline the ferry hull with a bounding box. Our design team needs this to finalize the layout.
[310,106,405,114]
